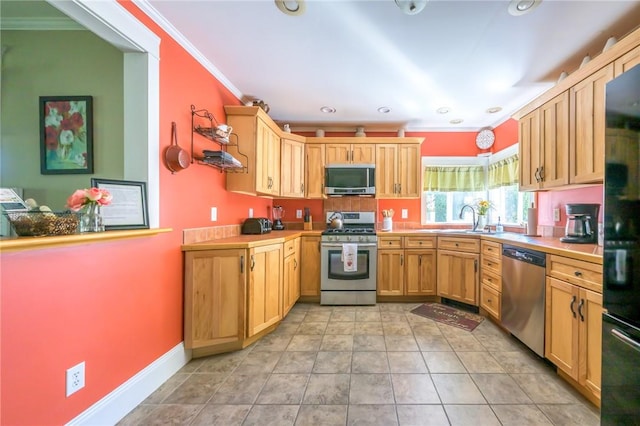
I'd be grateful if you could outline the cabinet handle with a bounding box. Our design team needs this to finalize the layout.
[294,259,298,270]
[351,150,354,162]
[301,183,305,194]
[539,166,545,181]
[318,241,321,252]
[419,255,422,266]
[400,255,404,266]
[534,167,540,182]
[250,255,255,271]
[455,243,459,247]
[398,183,401,193]
[240,255,244,273]
[474,259,478,272]
[574,270,583,277]
[578,298,585,322]
[570,295,577,318]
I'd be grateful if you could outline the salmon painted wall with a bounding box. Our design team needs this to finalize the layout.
[0,2,270,424]
[277,120,519,224]
[537,185,604,226]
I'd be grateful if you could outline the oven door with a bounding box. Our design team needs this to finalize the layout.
[321,243,377,290]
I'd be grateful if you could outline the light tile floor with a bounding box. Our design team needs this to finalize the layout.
[119,302,600,425]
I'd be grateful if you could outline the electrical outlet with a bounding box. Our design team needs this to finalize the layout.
[401,209,408,219]
[66,361,85,397]
[296,209,302,219]
[248,208,253,218]
[211,207,217,221]
[553,208,560,222]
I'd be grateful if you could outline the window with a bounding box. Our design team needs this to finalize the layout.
[421,145,530,226]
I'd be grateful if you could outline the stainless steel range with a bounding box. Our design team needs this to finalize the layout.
[320,211,377,305]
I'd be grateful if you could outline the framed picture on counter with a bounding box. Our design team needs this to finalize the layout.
[91,178,149,230]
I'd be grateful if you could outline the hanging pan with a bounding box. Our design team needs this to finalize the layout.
[165,121,190,173]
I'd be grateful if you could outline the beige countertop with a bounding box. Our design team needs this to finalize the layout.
[181,228,602,264]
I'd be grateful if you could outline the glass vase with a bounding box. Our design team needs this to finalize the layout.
[80,203,105,233]
[476,214,487,231]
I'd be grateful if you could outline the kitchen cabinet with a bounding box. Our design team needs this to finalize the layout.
[378,236,437,297]
[225,106,281,197]
[280,133,305,198]
[545,254,604,403]
[437,237,480,306]
[247,243,283,337]
[184,249,246,351]
[305,144,325,199]
[569,64,614,184]
[518,92,569,190]
[479,240,502,319]
[614,44,640,76]
[325,143,375,164]
[300,235,321,297]
[375,144,421,198]
[283,238,301,315]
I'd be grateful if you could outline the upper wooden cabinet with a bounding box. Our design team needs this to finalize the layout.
[569,64,614,184]
[376,144,421,198]
[519,92,570,191]
[325,143,375,164]
[305,144,325,199]
[280,133,305,198]
[225,106,281,197]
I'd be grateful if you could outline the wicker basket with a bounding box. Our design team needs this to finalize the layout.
[5,211,80,237]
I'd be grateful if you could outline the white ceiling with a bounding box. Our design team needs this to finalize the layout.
[4,0,640,132]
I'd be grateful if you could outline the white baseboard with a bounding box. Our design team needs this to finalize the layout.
[66,342,191,426]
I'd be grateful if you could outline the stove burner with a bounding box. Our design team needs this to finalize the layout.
[322,228,376,235]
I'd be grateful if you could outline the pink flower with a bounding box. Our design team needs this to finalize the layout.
[66,188,112,212]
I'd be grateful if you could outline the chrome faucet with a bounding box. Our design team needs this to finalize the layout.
[459,204,477,231]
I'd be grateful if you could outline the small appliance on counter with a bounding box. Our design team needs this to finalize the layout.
[241,217,272,235]
[560,203,600,243]
[272,205,285,230]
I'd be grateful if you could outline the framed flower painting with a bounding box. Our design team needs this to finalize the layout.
[39,96,93,174]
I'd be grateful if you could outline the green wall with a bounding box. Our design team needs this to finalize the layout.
[1,30,124,210]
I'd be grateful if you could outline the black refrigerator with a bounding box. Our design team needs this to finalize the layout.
[602,63,640,425]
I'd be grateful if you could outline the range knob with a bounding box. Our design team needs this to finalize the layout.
[347,235,352,241]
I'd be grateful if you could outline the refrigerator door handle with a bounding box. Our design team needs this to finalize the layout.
[611,328,640,352]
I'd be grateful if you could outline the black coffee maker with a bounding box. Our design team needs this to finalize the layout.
[560,203,600,244]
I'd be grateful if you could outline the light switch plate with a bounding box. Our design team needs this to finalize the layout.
[553,208,560,222]
[211,207,217,221]
[401,209,408,219]
[296,209,302,219]
[248,208,253,218]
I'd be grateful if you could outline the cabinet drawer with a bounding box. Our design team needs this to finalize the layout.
[481,269,502,292]
[404,236,436,249]
[481,240,502,259]
[546,254,602,293]
[378,236,403,249]
[284,239,297,256]
[481,256,502,276]
[438,237,480,253]
[480,283,501,320]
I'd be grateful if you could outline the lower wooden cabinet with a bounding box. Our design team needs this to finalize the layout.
[545,276,603,401]
[377,249,404,296]
[405,250,437,295]
[377,236,437,296]
[437,249,479,306]
[479,240,502,319]
[183,249,246,350]
[247,243,283,337]
[300,235,321,297]
[283,238,301,315]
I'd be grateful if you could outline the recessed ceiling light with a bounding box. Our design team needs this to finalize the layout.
[508,0,542,16]
[395,0,428,15]
[436,107,450,114]
[377,106,391,114]
[450,118,464,124]
[486,106,502,114]
[275,0,306,16]
[320,106,336,113]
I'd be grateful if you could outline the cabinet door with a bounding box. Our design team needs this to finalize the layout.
[540,91,570,189]
[375,144,397,198]
[405,250,437,295]
[283,251,300,316]
[300,236,321,296]
[281,137,305,198]
[325,144,351,164]
[519,109,540,190]
[351,144,376,164]
[545,277,579,380]
[437,250,479,305]
[377,249,404,296]
[579,289,603,399]
[184,249,246,349]
[569,64,614,184]
[266,127,281,196]
[247,244,283,337]
[255,118,271,194]
[398,144,421,198]
[305,144,325,198]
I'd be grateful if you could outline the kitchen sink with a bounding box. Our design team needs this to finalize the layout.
[414,228,492,234]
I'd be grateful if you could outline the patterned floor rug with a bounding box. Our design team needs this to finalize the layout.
[410,302,484,332]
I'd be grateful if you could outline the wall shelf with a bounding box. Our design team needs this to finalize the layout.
[190,105,247,173]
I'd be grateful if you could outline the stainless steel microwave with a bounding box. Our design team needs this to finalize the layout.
[324,164,375,195]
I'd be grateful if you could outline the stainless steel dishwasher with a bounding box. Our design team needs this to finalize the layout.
[501,245,546,357]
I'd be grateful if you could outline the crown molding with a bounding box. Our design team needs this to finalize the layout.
[0,17,84,30]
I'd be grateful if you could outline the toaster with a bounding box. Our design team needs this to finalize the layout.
[241,217,272,234]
